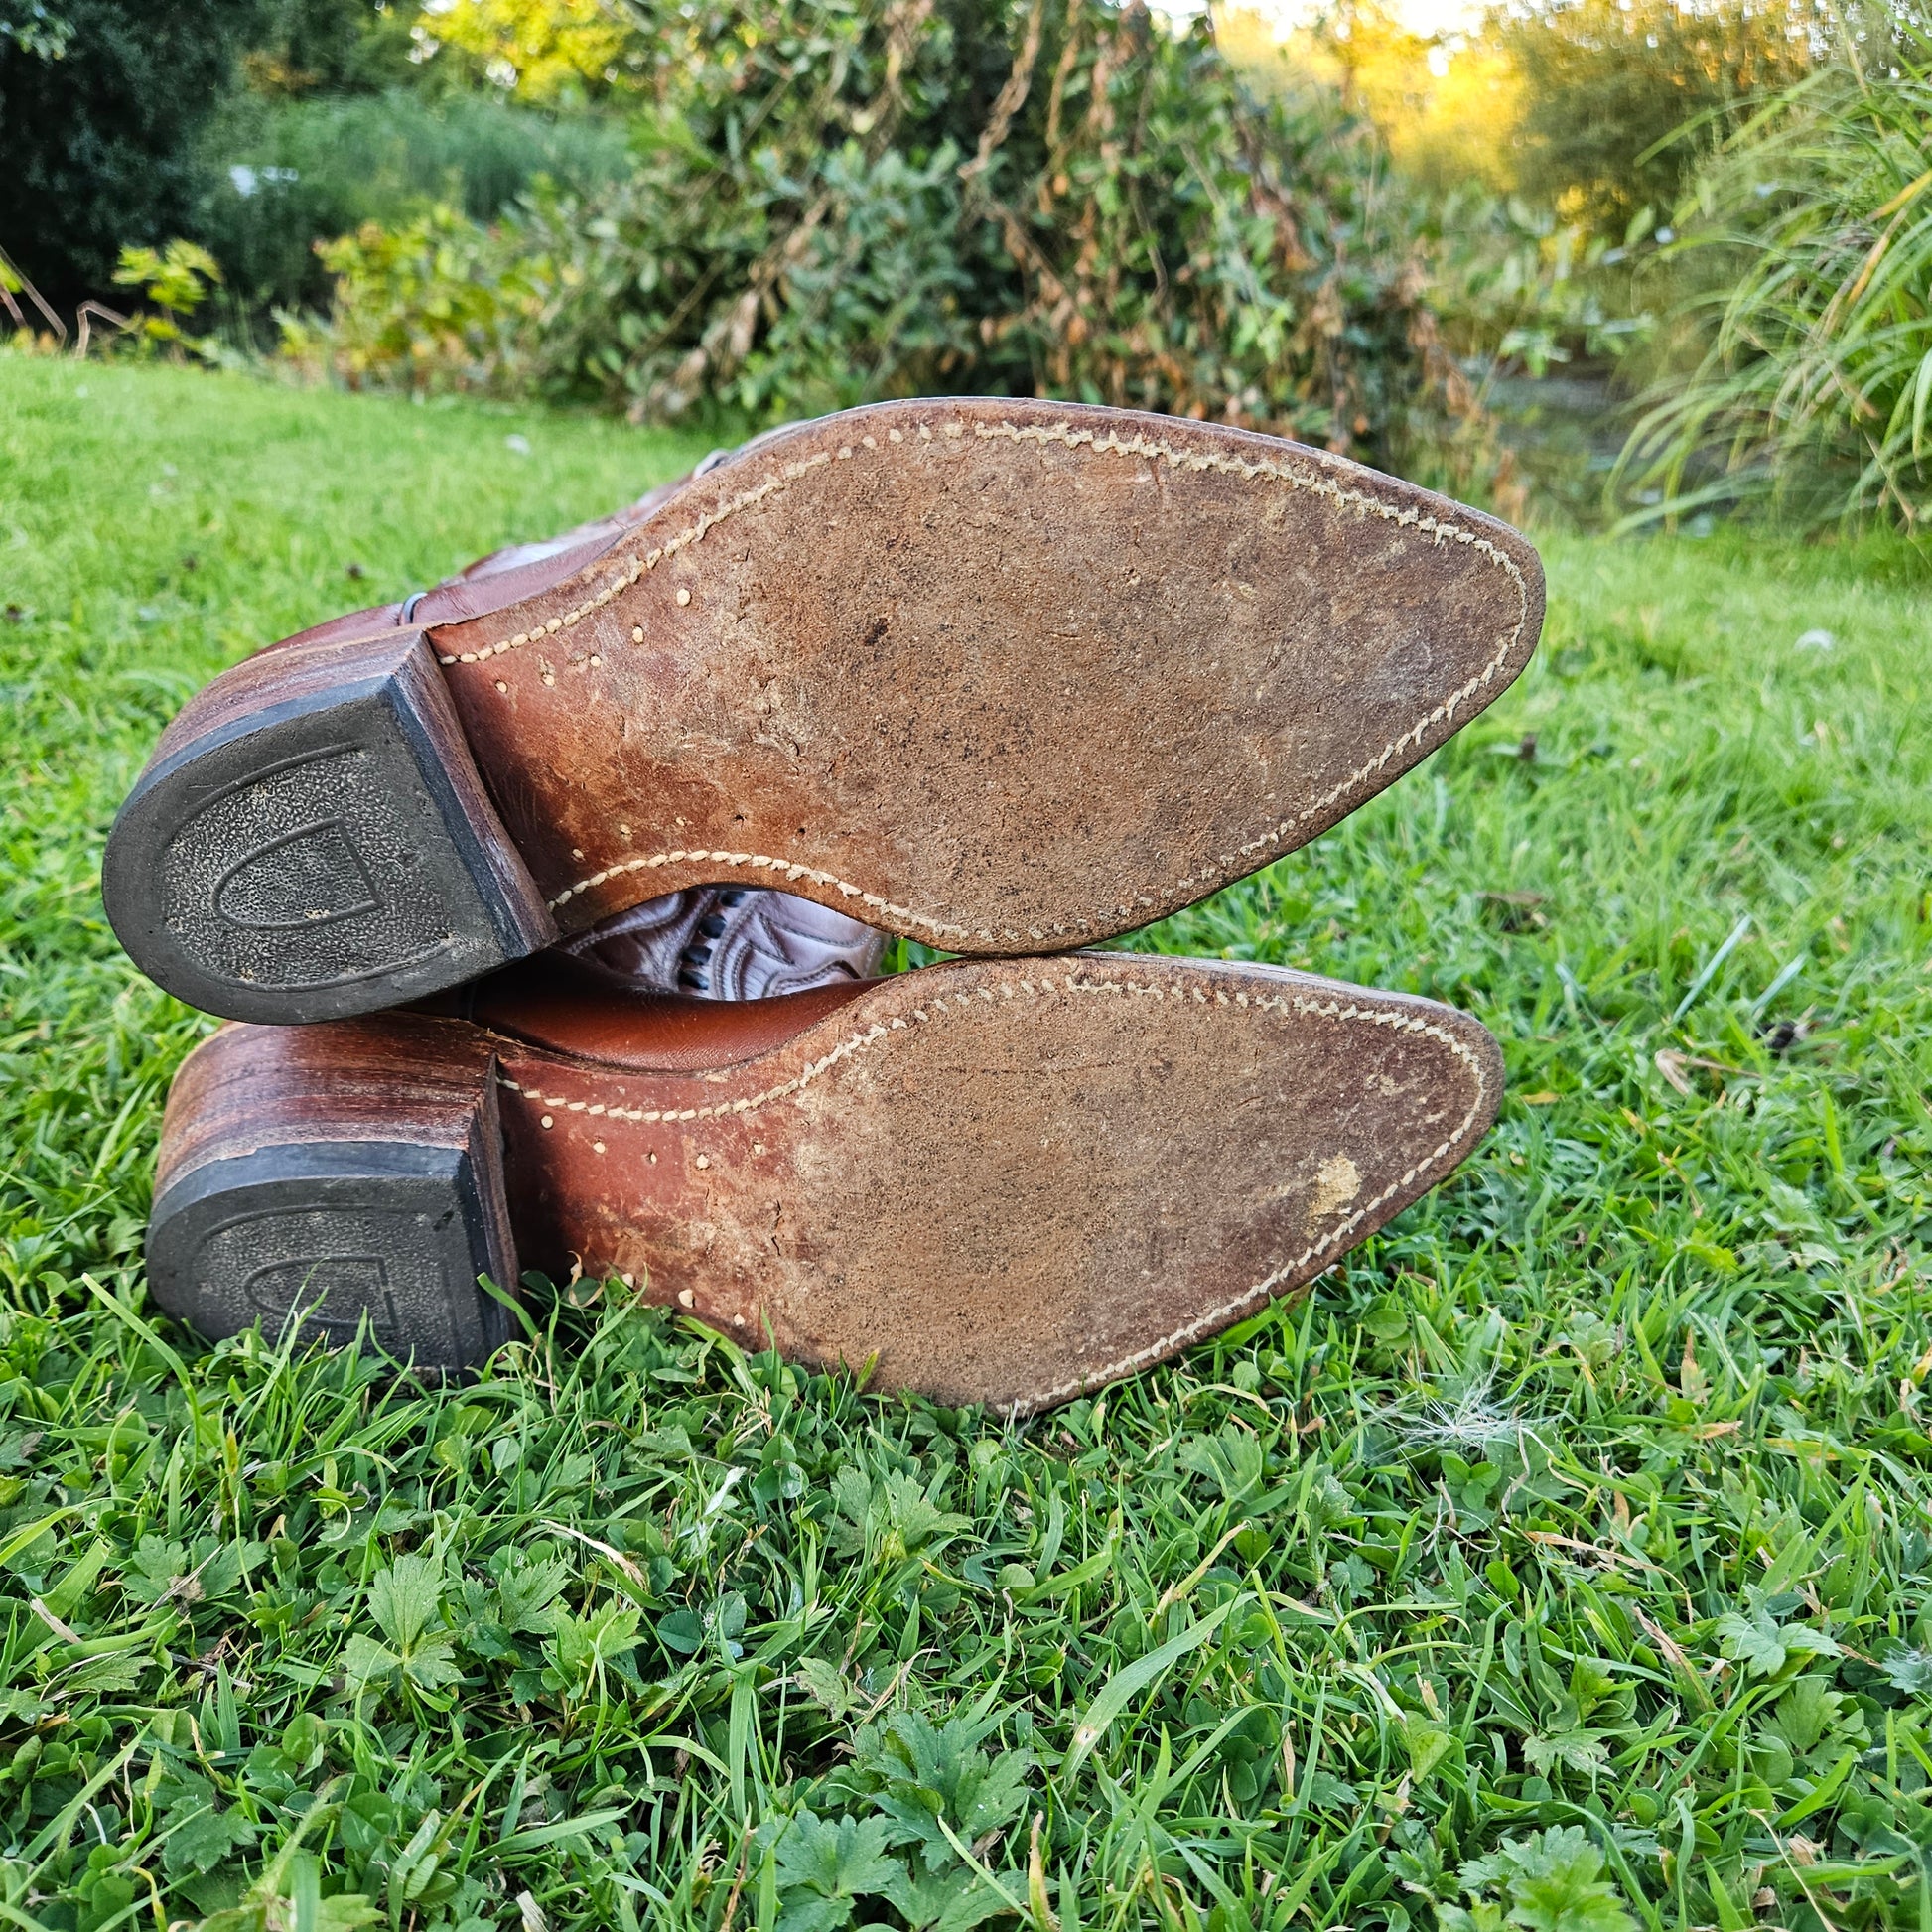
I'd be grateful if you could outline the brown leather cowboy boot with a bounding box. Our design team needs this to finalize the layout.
[453,471,896,999]
[189,454,898,1003]
[145,951,1501,1409]
[104,398,1543,1026]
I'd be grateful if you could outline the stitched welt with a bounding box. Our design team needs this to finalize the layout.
[450,416,1529,941]
[496,970,1491,1407]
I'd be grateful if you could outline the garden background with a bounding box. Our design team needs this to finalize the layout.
[4,3,1932,1931]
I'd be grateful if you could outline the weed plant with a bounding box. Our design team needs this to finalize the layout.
[3,359,1932,1931]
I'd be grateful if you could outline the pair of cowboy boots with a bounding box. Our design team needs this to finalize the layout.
[106,399,1543,1414]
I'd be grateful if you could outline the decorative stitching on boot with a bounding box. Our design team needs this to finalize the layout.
[546,848,989,938]
[497,968,1492,1403]
[490,415,1531,940]
[435,453,836,667]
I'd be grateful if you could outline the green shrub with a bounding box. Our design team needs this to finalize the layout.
[107,240,225,361]
[1429,190,1655,380]
[0,0,259,310]
[710,142,976,421]
[279,205,548,392]
[292,0,1486,478]
[193,88,634,317]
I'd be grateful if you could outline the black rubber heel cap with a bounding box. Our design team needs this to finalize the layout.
[147,1141,513,1371]
[104,641,554,1024]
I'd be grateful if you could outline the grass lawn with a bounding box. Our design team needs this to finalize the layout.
[4,355,1932,1932]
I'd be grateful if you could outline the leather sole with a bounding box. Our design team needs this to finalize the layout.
[106,398,1543,1025]
[148,955,1502,1410]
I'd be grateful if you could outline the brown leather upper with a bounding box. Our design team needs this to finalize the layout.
[258,472,699,660]
[269,598,407,653]
[425,956,873,1071]
[411,530,629,631]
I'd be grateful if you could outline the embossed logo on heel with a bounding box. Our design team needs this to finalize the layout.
[155,1166,481,1368]
[241,1253,402,1344]
[151,725,499,1004]
[213,819,382,931]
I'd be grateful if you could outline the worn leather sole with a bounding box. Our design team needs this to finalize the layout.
[106,399,1542,1024]
[148,954,1501,1410]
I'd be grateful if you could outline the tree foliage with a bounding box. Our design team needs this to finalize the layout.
[416,0,645,100]
[1495,0,1815,236]
[0,0,72,59]
[239,0,419,97]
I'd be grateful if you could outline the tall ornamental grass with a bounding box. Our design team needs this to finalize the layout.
[1617,40,1932,529]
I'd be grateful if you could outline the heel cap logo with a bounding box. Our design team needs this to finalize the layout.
[213,819,381,932]
[241,1253,400,1343]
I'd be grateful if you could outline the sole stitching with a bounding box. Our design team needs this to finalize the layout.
[497,968,1492,1406]
[442,414,1532,941]
[543,848,989,940]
